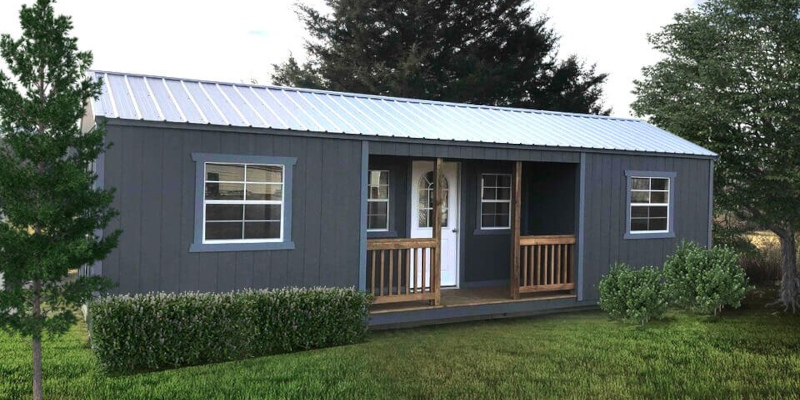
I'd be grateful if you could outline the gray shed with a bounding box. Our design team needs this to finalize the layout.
[81,70,716,327]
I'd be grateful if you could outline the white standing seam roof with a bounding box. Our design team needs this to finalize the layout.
[88,71,717,158]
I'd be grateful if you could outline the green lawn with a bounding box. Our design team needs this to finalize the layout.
[2,288,799,400]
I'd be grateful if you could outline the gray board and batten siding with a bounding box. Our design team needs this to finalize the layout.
[101,121,364,294]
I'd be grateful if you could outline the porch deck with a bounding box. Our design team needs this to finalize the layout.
[371,286,576,314]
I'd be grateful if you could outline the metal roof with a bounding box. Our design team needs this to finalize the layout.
[88,70,717,158]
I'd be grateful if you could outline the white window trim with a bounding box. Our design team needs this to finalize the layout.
[479,173,512,230]
[624,171,676,240]
[190,153,296,253]
[202,162,286,244]
[367,169,390,232]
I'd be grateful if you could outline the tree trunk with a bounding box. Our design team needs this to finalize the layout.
[32,279,42,400]
[776,228,800,313]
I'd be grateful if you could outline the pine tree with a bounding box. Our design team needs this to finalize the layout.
[0,1,120,398]
[273,0,609,114]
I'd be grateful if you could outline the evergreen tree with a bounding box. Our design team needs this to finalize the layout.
[633,0,800,311]
[0,1,120,398]
[273,0,609,114]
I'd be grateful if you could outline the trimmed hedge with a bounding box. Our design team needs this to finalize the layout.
[598,263,668,324]
[87,287,371,373]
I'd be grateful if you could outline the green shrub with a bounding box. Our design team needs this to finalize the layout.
[664,241,753,315]
[87,287,371,373]
[598,263,668,324]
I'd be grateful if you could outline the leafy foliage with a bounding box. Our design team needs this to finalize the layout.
[87,287,372,374]
[0,0,118,339]
[273,0,609,114]
[664,241,753,315]
[632,0,800,311]
[598,263,668,324]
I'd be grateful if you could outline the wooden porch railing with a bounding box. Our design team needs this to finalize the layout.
[367,158,443,306]
[518,235,576,293]
[367,238,438,304]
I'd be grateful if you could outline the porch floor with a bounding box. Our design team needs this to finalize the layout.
[370,286,576,314]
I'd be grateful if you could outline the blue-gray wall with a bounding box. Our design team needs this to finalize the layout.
[102,123,364,294]
[100,122,712,301]
[580,152,712,301]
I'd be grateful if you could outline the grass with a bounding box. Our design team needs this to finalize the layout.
[2,288,799,400]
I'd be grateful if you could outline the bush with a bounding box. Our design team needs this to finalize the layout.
[88,287,371,373]
[664,241,753,315]
[598,263,668,324]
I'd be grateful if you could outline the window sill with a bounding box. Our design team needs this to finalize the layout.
[623,232,675,240]
[473,228,511,236]
[189,241,295,253]
[367,230,398,239]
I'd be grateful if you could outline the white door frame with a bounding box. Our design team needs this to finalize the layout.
[409,160,461,289]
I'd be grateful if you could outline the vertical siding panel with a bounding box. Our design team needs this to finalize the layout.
[118,127,143,293]
[179,131,202,292]
[140,130,163,292]
[160,130,183,292]
[103,129,123,288]
[318,139,340,286]
[302,138,323,287]
[287,136,308,286]
[609,155,623,266]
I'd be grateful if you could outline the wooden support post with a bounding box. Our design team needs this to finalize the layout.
[432,158,443,306]
[510,161,522,299]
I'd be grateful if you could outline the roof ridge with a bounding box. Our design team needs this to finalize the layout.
[89,69,641,122]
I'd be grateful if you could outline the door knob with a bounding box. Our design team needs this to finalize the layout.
[452,228,458,233]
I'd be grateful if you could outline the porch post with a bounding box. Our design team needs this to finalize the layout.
[510,161,522,299]
[432,158,443,306]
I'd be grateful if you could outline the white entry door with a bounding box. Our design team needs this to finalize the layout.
[410,161,460,288]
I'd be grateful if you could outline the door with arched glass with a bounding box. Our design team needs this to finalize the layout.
[410,160,460,288]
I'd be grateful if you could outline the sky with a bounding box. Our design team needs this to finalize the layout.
[0,0,702,117]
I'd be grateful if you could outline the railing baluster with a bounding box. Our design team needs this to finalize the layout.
[371,251,376,296]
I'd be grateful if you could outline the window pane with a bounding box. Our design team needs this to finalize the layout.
[649,218,668,231]
[483,188,497,200]
[368,201,388,216]
[206,221,242,240]
[631,191,649,203]
[206,163,244,182]
[496,188,511,200]
[482,174,497,187]
[369,186,389,200]
[205,183,244,200]
[631,206,648,218]
[245,204,281,221]
[631,178,649,190]
[651,178,669,191]
[246,183,282,200]
[651,191,668,203]
[496,214,510,228]
[495,203,510,215]
[246,165,282,183]
[497,174,511,188]
[206,204,243,221]
[482,202,496,215]
[631,218,648,232]
[482,215,494,228]
[379,171,389,185]
[244,221,280,239]
[368,215,387,230]
[419,209,431,228]
[649,206,668,218]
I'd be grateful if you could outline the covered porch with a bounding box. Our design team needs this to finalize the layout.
[363,156,581,314]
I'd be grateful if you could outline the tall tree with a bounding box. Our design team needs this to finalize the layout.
[632,0,800,311]
[0,1,120,398]
[273,0,610,114]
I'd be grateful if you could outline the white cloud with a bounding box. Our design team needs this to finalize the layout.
[0,0,697,116]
